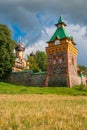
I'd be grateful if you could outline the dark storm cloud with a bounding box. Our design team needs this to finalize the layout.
[0,0,87,44]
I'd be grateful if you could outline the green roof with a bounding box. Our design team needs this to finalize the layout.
[48,16,72,42]
[49,27,70,42]
[58,16,63,24]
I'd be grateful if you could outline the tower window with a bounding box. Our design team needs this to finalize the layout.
[59,58,62,64]
[55,40,60,45]
[53,59,56,64]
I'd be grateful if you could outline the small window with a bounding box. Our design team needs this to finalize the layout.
[59,58,62,64]
[58,24,62,28]
[55,40,60,45]
[54,59,56,64]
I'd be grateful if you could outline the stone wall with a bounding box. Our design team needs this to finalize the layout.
[5,71,47,87]
[48,75,67,87]
[5,71,86,87]
[31,72,47,86]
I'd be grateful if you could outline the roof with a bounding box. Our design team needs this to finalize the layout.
[15,43,25,51]
[48,27,70,42]
[58,16,64,24]
[55,16,66,27]
[48,16,72,42]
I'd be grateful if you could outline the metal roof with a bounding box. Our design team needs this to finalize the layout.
[48,16,72,42]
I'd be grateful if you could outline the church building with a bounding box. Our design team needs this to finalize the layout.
[12,43,29,72]
[46,16,86,87]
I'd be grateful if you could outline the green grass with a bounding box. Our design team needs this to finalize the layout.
[0,82,87,95]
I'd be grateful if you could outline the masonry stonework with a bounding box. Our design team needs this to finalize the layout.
[5,71,47,87]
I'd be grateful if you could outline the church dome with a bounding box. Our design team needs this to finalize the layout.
[15,43,25,51]
[30,52,34,57]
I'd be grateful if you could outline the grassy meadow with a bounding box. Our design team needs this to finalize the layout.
[0,82,87,130]
[0,95,87,130]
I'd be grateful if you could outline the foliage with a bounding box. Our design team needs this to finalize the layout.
[35,50,47,71]
[0,95,87,129]
[78,65,87,76]
[0,82,87,95]
[0,24,15,80]
[28,50,47,72]
[28,56,41,72]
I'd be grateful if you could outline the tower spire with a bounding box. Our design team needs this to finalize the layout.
[19,36,22,43]
[55,16,66,27]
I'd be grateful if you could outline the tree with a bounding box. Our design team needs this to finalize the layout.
[0,24,15,80]
[78,65,87,76]
[28,56,41,72]
[28,50,47,72]
[35,50,47,71]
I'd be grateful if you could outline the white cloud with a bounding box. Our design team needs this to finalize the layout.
[24,27,55,57]
[25,40,47,56]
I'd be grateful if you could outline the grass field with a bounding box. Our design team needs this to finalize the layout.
[0,95,87,130]
[0,82,87,130]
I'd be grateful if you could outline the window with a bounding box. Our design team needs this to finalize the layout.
[54,59,56,64]
[59,58,62,64]
[58,24,62,28]
[55,40,60,45]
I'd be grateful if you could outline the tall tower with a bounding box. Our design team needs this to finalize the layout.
[46,16,78,87]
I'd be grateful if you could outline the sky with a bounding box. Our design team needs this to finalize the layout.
[0,0,87,66]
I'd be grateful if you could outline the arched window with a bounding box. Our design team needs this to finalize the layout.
[53,55,56,64]
[58,56,62,64]
[53,59,56,64]
[59,58,62,64]
[55,40,60,45]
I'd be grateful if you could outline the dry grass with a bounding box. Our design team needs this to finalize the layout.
[0,95,87,130]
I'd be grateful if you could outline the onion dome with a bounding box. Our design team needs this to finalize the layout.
[15,43,25,51]
[30,52,34,57]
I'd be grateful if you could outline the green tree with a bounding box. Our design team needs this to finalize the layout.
[28,56,41,72]
[35,50,47,71]
[0,24,15,80]
[78,65,87,76]
[28,51,47,72]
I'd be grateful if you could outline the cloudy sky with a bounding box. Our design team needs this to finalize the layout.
[0,0,87,66]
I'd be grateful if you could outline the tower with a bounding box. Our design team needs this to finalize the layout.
[46,16,78,87]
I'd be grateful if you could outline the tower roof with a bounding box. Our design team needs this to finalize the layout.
[55,16,66,27]
[58,16,63,24]
[48,16,72,42]
[49,27,69,42]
